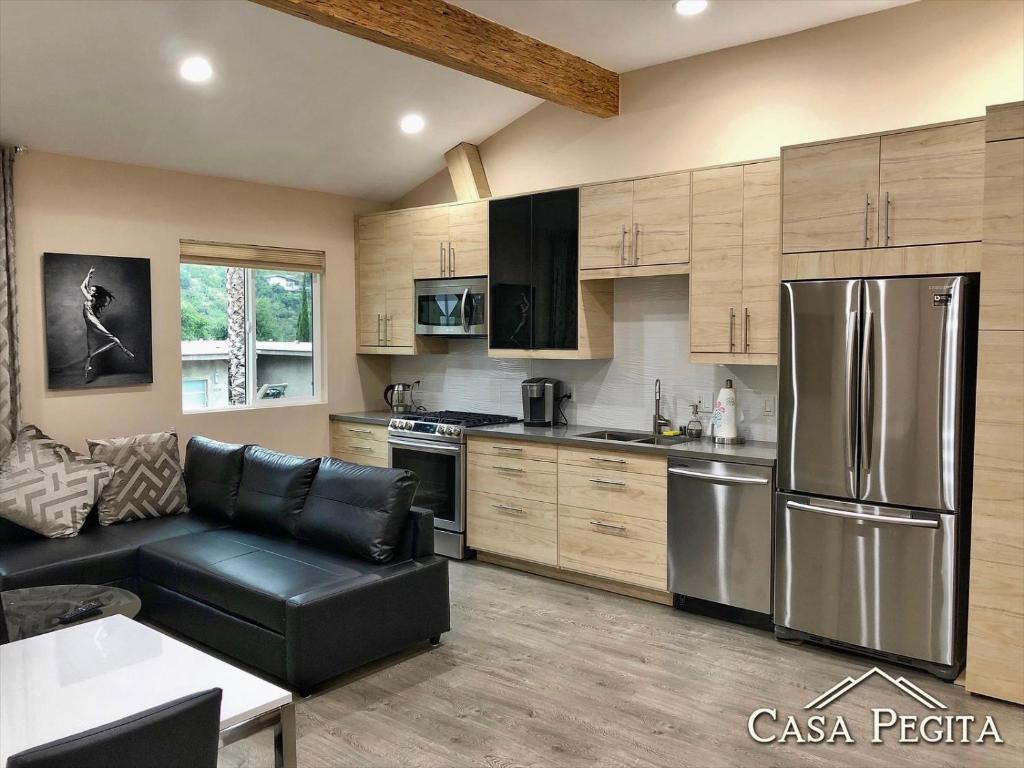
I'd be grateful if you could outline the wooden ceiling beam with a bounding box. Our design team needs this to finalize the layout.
[445,143,490,201]
[248,0,619,118]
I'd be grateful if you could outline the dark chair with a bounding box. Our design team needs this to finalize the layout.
[5,688,222,768]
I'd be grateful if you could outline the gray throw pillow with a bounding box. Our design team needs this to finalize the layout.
[0,425,113,538]
[88,431,188,525]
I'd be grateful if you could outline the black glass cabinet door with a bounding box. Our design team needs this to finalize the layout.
[531,188,579,350]
[489,195,533,349]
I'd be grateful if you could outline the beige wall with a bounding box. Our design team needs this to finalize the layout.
[394,0,1024,207]
[15,152,390,456]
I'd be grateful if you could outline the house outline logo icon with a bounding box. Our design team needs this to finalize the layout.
[803,667,947,711]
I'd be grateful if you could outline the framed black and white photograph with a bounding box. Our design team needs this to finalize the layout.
[43,252,153,390]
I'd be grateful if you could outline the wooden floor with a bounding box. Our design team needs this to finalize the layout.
[221,560,1023,768]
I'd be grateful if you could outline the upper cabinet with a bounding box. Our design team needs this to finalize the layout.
[782,120,985,254]
[579,172,691,277]
[356,210,445,355]
[489,189,613,359]
[412,200,488,280]
[689,160,780,364]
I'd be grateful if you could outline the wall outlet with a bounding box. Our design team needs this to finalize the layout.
[762,396,776,417]
[697,391,714,413]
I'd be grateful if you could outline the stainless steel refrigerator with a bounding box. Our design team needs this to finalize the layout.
[775,275,976,679]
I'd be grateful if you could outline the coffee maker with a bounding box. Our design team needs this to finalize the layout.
[521,377,565,427]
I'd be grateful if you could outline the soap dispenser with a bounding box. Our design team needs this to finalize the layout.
[685,403,703,439]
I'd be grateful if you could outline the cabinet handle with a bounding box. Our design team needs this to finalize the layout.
[348,428,374,434]
[493,503,525,514]
[440,242,446,277]
[620,225,628,265]
[589,455,626,464]
[348,445,373,453]
[744,307,751,353]
[377,313,383,346]
[884,191,891,245]
[863,193,871,247]
[589,477,626,487]
[494,445,524,452]
[449,243,455,276]
[729,308,736,351]
[385,315,391,345]
[590,520,627,532]
[492,464,524,472]
[632,223,640,265]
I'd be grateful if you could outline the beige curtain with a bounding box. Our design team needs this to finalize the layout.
[0,146,19,455]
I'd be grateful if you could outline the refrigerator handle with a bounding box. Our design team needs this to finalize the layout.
[845,311,857,471]
[785,500,939,529]
[860,310,874,472]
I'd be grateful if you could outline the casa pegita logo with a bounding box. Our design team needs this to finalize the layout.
[747,667,1004,746]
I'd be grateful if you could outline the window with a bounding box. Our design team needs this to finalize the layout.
[179,240,323,412]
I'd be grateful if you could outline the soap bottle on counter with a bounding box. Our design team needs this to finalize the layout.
[685,403,703,439]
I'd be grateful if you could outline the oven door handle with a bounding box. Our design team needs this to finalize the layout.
[388,437,463,454]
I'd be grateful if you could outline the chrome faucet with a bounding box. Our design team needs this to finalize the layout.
[653,378,671,435]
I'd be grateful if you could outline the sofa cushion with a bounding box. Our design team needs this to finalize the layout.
[234,447,319,537]
[296,458,418,563]
[0,425,113,539]
[138,529,395,633]
[88,431,188,525]
[0,514,224,590]
[183,437,247,522]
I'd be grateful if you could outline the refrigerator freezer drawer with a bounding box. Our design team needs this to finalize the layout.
[668,460,774,614]
[774,493,958,666]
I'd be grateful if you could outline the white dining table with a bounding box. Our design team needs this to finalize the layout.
[0,614,295,767]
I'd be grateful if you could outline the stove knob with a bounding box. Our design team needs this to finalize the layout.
[450,426,461,436]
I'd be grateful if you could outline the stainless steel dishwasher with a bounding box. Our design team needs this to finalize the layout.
[667,458,774,618]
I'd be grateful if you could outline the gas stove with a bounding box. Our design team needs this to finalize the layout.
[388,410,520,444]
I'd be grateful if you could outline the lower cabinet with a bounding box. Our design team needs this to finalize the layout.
[466,438,668,592]
[329,421,389,467]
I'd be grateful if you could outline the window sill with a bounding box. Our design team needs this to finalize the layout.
[182,397,327,416]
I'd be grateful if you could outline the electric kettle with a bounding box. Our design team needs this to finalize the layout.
[384,382,417,413]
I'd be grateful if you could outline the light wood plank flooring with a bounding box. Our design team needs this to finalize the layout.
[221,560,1023,767]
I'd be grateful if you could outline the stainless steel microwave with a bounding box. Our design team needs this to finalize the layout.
[414,277,487,337]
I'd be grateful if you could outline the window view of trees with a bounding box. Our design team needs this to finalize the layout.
[179,265,313,342]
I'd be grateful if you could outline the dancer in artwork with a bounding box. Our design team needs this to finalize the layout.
[81,267,134,382]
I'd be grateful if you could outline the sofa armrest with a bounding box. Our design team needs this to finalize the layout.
[394,506,434,562]
[283,555,449,691]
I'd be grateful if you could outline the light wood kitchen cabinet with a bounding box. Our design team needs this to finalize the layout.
[357,211,446,355]
[878,120,984,247]
[782,137,881,253]
[579,173,691,277]
[579,180,634,270]
[966,331,1024,704]
[688,160,780,364]
[980,136,1024,330]
[413,201,489,279]
[330,421,388,467]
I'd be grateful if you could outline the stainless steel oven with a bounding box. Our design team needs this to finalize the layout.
[414,277,487,337]
[388,435,466,558]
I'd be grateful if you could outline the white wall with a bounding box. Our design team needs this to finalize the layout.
[393,277,778,442]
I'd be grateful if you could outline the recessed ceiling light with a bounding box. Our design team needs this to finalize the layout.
[400,113,426,134]
[179,56,213,83]
[674,0,708,16]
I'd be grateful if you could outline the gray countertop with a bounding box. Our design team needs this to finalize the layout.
[331,412,776,466]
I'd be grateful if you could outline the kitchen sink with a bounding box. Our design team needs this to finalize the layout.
[576,430,652,442]
[632,436,692,446]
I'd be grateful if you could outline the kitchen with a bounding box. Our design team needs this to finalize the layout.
[331,102,1021,698]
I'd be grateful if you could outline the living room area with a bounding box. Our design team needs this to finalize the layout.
[2,1,1023,767]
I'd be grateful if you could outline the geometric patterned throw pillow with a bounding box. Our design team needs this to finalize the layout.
[0,424,114,538]
[87,430,188,525]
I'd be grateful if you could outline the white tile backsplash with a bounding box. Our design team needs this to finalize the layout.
[393,276,778,442]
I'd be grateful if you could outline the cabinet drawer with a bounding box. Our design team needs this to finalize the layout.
[557,463,666,520]
[331,421,387,445]
[468,491,557,566]
[468,436,558,463]
[330,439,388,463]
[330,449,388,468]
[558,505,667,589]
[468,454,557,503]
[558,446,665,476]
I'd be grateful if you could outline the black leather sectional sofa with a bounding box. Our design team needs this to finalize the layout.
[0,437,450,693]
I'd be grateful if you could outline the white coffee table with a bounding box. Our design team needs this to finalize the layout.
[0,614,296,767]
